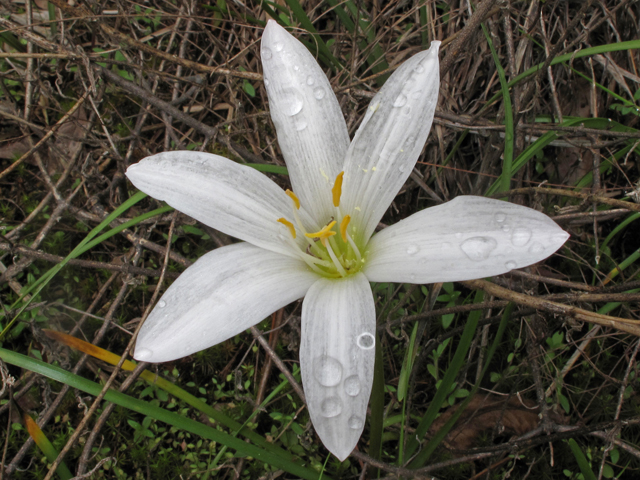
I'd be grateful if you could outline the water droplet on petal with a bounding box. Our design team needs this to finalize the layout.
[414,64,425,73]
[502,224,510,232]
[306,76,315,85]
[281,91,303,116]
[293,65,299,71]
[406,245,419,255]
[511,227,532,247]
[274,42,284,52]
[313,355,343,387]
[402,106,411,115]
[398,165,406,173]
[460,236,498,261]
[320,396,342,418]
[313,87,326,100]
[294,117,307,131]
[356,333,375,350]
[529,242,544,254]
[393,94,408,107]
[505,260,517,270]
[264,78,270,87]
[495,212,506,223]
[348,415,364,430]
[344,375,361,396]
[158,300,166,308]
[262,47,273,60]
[135,348,153,360]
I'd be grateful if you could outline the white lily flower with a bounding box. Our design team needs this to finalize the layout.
[125,21,569,461]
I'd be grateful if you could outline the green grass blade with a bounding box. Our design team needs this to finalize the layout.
[0,348,328,480]
[409,302,512,468]
[24,414,73,480]
[481,24,513,194]
[484,40,640,110]
[601,213,640,252]
[404,289,484,460]
[568,438,598,480]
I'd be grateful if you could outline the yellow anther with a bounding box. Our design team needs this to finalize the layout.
[305,220,337,246]
[340,215,351,242]
[277,218,296,239]
[332,171,344,207]
[285,189,300,210]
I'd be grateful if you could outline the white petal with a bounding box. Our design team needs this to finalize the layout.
[126,151,316,258]
[341,41,440,242]
[133,243,318,363]
[261,20,350,223]
[363,196,569,283]
[300,273,375,461]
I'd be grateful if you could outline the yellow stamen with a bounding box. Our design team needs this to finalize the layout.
[277,218,296,239]
[340,215,351,242]
[285,189,300,210]
[305,220,337,246]
[332,171,344,207]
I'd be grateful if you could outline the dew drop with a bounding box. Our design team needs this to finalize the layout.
[262,47,273,60]
[274,41,284,52]
[313,355,343,387]
[158,300,166,308]
[404,135,416,150]
[306,76,315,85]
[529,242,544,254]
[402,106,411,116]
[495,212,506,223]
[356,332,375,350]
[511,227,532,247]
[294,118,307,131]
[135,348,153,360]
[393,94,408,107]
[313,87,326,100]
[505,260,517,270]
[281,91,303,116]
[320,396,343,418]
[398,165,406,173]
[344,375,361,396]
[264,78,270,87]
[502,224,510,232]
[460,236,498,261]
[293,65,299,71]
[414,64,425,73]
[348,415,364,430]
[406,245,419,255]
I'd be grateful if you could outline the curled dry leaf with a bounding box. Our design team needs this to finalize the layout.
[428,394,569,452]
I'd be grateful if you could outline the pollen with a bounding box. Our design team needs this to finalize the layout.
[277,218,296,238]
[340,215,351,242]
[285,189,300,210]
[332,171,344,207]
[305,220,337,246]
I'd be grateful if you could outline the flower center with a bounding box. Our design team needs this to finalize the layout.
[277,172,365,278]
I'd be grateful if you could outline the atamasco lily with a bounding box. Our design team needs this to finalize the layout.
[125,21,569,461]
